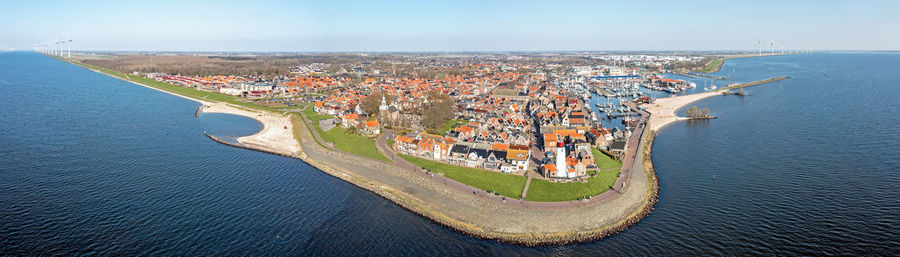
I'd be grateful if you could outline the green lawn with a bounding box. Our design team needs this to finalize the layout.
[302,106,334,124]
[320,126,390,162]
[436,119,467,135]
[387,139,395,148]
[698,58,724,73]
[401,155,527,198]
[593,148,622,170]
[524,150,622,202]
[525,169,620,202]
[301,106,390,162]
[70,60,295,112]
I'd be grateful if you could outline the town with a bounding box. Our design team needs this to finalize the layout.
[78,52,720,200]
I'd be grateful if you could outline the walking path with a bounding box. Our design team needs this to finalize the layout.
[522,177,533,199]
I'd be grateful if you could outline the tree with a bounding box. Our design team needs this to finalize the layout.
[360,92,395,116]
[685,106,700,118]
[685,106,711,119]
[421,91,456,133]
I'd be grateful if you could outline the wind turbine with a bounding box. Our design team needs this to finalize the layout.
[757,36,761,56]
[67,39,72,59]
[770,41,774,55]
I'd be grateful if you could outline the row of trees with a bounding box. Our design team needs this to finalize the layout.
[685,106,712,119]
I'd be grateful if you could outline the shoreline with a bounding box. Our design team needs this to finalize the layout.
[699,53,786,73]
[63,56,660,246]
[71,58,301,156]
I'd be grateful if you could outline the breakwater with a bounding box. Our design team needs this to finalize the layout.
[676,72,728,80]
[724,76,791,90]
[204,132,295,158]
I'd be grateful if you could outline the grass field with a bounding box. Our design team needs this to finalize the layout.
[593,148,622,170]
[525,170,619,202]
[401,155,527,198]
[320,127,390,162]
[70,60,296,112]
[698,58,724,73]
[525,150,621,202]
[301,106,390,162]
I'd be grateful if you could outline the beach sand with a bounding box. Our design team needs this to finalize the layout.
[643,90,721,131]
[203,102,300,155]
[107,72,300,156]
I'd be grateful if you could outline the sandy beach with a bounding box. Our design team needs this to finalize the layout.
[203,103,300,155]
[643,90,721,131]
[92,69,301,156]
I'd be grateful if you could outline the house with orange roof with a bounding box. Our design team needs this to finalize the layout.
[503,149,530,173]
[341,113,359,128]
[364,120,381,135]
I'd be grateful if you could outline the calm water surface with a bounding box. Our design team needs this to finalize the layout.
[1,52,898,255]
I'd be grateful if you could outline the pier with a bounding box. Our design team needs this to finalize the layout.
[195,105,203,117]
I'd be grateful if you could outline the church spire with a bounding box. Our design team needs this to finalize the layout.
[379,94,389,111]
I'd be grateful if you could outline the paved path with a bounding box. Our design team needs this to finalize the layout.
[298,111,339,152]
[522,176,533,199]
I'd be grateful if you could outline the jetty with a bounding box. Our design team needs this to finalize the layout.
[724,76,790,90]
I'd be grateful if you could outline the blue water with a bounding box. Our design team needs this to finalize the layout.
[2,52,898,255]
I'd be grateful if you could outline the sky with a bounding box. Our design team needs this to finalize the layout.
[1,0,898,52]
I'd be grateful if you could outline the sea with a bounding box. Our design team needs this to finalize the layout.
[1,51,898,256]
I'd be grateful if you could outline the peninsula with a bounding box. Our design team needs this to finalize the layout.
[50,51,785,245]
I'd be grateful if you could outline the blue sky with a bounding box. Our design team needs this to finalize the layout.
[2,0,898,51]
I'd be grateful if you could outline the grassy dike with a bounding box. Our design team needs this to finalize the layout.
[66,58,291,112]
[698,53,788,73]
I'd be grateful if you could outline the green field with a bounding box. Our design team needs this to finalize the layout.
[320,127,390,162]
[525,169,619,202]
[593,148,622,170]
[401,155,527,198]
[69,60,296,112]
[698,58,724,73]
[524,150,621,202]
[301,106,390,162]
